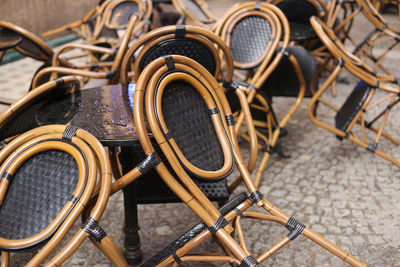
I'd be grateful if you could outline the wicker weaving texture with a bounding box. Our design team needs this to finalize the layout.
[0,150,79,242]
[119,143,230,204]
[230,16,272,67]
[109,2,138,27]
[162,81,225,173]
[277,0,317,24]
[335,80,372,132]
[182,0,208,21]
[260,45,318,98]
[139,39,217,75]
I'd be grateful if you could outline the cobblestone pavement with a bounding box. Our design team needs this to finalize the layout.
[1,1,400,266]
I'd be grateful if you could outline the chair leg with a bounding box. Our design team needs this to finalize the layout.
[0,252,9,267]
[122,182,143,265]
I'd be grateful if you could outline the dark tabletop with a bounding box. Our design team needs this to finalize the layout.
[36,83,149,147]
[0,27,22,51]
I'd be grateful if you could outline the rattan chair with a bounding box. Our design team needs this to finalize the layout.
[309,16,400,168]
[31,14,138,88]
[128,55,366,266]
[0,123,128,266]
[171,0,216,28]
[215,2,306,189]
[118,24,258,264]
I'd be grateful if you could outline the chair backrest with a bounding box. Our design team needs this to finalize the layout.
[271,0,327,23]
[0,76,80,146]
[171,0,216,27]
[120,25,234,84]
[0,21,53,62]
[0,124,112,265]
[215,2,290,89]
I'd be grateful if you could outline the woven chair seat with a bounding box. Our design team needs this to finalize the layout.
[109,1,139,27]
[289,22,317,41]
[260,45,318,98]
[139,39,216,75]
[141,193,247,267]
[0,150,79,250]
[335,80,372,133]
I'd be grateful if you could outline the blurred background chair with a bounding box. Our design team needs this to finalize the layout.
[309,16,400,168]
[171,0,216,28]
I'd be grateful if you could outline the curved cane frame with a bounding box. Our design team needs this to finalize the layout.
[120,24,259,191]
[171,0,216,28]
[215,2,306,189]
[0,125,127,266]
[31,14,138,88]
[132,55,365,266]
[309,16,400,168]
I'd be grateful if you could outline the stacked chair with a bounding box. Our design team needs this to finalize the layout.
[0,77,128,266]
[171,0,217,28]
[309,16,400,168]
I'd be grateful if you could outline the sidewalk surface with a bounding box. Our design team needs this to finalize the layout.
[0,1,399,266]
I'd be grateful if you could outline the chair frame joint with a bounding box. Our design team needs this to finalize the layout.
[137,152,161,174]
[239,255,259,267]
[82,217,107,243]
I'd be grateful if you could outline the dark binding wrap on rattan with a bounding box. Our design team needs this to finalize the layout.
[277,46,290,56]
[175,25,186,39]
[226,115,235,126]
[0,140,7,150]
[164,56,175,71]
[62,125,79,141]
[164,132,173,140]
[172,251,182,264]
[367,142,377,153]
[137,152,161,175]
[1,172,13,182]
[142,193,247,267]
[54,77,65,86]
[82,217,107,242]
[234,207,244,218]
[254,2,261,10]
[285,217,306,240]
[240,255,259,267]
[235,80,257,90]
[209,108,219,115]
[223,80,239,91]
[208,215,229,235]
[106,70,116,78]
[69,195,79,204]
[249,190,263,204]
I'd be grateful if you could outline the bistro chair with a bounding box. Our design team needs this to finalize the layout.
[309,16,400,168]
[0,124,126,266]
[117,24,258,263]
[171,0,216,28]
[31,14,138,88]
[215,2,306,189]
[267,0,328,44]
[129,55,366,266]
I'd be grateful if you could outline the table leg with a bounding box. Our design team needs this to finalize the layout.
[122,181,143,265]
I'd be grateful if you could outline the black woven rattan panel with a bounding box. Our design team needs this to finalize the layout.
[182,0,208,21]
[230,16,272,67]
[109,2,138,26]
[277,0,317,24]
[335,80,372,132]
[0,150,79,243]
[118,142,230,204]
[162,81,225,173]
[139,39,216,75]
[260,45,318,98]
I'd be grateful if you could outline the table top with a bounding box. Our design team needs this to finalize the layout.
[0,27,22,51]
[36,83,149,147]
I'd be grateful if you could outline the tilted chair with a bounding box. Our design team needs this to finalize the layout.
[128,55,366,266]
[309,16,400,168]
[171,0,216,28]
[215,2,306,189]
[117,24,258,264]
